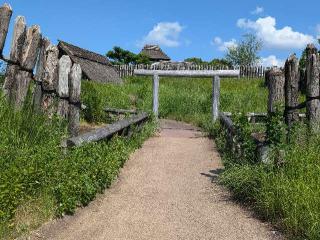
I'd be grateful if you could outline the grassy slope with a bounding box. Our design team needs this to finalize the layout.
[82,76,319,239]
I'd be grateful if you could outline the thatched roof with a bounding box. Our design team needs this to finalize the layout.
[140,45,170,61]
[57,40,122,84]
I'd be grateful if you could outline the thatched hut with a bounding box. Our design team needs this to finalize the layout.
[57,40,122,84]
[140,45,170,62]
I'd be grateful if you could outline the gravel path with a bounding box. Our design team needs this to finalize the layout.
[30,120,282,240]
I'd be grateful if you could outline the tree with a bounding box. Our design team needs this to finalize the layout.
[226,33,262,66]
[209,58,232,68]
[184,57,205,65]
[106,46,137,64]
[106,46,151,65]
[135,53,151,64]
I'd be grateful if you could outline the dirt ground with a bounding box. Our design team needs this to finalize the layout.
[29,120,283,240]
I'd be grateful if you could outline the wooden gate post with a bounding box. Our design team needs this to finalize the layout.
[284,54,299,127]
[306,44,320,133]
[267,67,285,114]
[212,75,220,121]
[153,73,159,119]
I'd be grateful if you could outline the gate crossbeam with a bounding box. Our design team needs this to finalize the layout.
[134,69,240,121]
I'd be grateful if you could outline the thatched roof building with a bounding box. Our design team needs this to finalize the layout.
[57,40,122,84]
[140,45,170,62]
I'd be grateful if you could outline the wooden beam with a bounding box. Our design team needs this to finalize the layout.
[105,108,137,114]
[134,69,240,78]
[67,112,149,147]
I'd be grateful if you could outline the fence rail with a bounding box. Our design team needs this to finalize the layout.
[115,64,267,79]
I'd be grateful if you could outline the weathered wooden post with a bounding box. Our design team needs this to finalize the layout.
[57,55,72,98]
[153,73,159,119]
[33,37,50,111]
[68,63,82,137]
[267,67,285,114]
[212,75,220,121]
[0,3,12,56]
[2,16,26,100]
[41,44,59,115]
[57,55,72,118]
[306,44,320,133]
[284,54,299,127]
[35,38,50,81]
[14,25,42,107]
[8,16,26,63]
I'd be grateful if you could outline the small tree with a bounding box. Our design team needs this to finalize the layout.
[226,33,262,66]
[209,58,232,68]
[106,46,151,65]
[106,46,137,64]
[135,53,151,64]
[184,57,205,65]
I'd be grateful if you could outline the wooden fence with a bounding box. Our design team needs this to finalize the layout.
[267,45,320,134]
[0,3,82,137]
[115,64,267,79]
[219,43,320,163]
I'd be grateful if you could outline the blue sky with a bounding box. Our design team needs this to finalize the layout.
[2,0,320,66]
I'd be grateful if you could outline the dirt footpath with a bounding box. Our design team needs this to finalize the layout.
[30,120,282,240]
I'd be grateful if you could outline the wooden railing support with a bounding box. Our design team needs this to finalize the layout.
[153,74,159,119]
[212,75,220,121]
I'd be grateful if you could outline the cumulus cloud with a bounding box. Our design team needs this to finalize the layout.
[251,6,264,15]
[260,55,284,67]
[211,37,237,51]
[237,16,316,49]
[139,22,183,47]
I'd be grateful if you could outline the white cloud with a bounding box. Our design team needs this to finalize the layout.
[251,6,264,15]
[211,37,237,51]
[260,55,284,67]
[139,22,183,47]
[213,37,222,45]
[237,16,316,49]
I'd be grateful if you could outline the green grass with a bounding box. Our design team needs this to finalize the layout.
[216,128,320,239]
[0,91,156,239]
[81,76,267,126]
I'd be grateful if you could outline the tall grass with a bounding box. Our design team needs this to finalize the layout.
[81,76,267,126]
[217,128,320,239]
[0,92,156,239]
